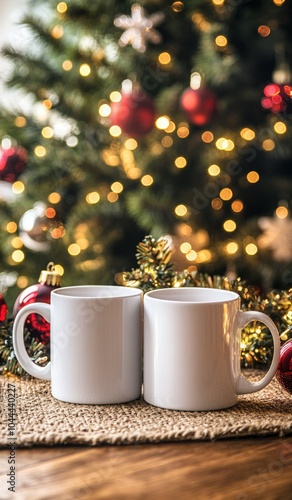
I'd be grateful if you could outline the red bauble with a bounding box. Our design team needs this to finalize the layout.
[13,263,61,344]
[180,87,217,126]
[110,90,156,137]
[0,294,8,322]
[276,339,292,396]
[261,83,292,114]
[0,146,27,183]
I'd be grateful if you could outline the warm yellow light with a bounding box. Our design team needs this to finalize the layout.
[48,192,61,204]
[43,99,52,110]
[245,243,258,255]
[213,0,224,5]
[165,121,176,133]
[55,264,64,276]
[127,167,142,179]
[180,242,192,254]
[62,60,72,71]
[201,131,214,143]
[17,276,29,288]
[156,116,170,130]
[12,181,25,194]
[172,1,184,12]
[158,52,171,65]
[215,35,228,47]
[208,164,220,176]
[46,207,56,219]
[223,220,236,232]
[276,206,288,219]
[226,242,238,255]
[14,116,26,127]
[177,124,189,138]
[195,249,212,263]
[68,243,81,256]
[42,126,54,139]
[175,156,187,169]
[125,138,138,150]
[231,200,244,212]
[274,121,287,134]
[240,128,255,141]
[76,238,89,250]
[186,250,197,261]
[220,188,233,201]
[50,25,64,39]
[162,136,173,147]
[175,204,188,217]
[107,192,119,202]
[177,223,192,236]
[109,125,122,137]
[216,137,229,150]
[109,91,122,102]
[51,227,65,239]
[86,192,100,204]
[141,175,154,186]
[57,2,67,13]
[246,171,260,183]
[6,222,17,233]
[12,250,25,263]
[211,198,223,210]
[79,64,91,77]
[262,139,275,151]
[99,104,111,117]
[190,72,201,90]
[258,25,271,37]
[11,237,23,249]
[34,145,46,157]
[111,181,123,193]
[273,0,285,5]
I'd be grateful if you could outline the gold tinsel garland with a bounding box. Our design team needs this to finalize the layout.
[123,235,292,368]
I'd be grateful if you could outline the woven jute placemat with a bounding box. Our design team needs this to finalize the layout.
[0,373,291,447]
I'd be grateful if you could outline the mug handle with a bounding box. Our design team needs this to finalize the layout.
[12,303,51,380]
[236,311,280,395]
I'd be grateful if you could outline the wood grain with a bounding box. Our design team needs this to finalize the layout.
[1,437,292,499]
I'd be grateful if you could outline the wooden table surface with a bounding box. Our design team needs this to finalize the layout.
[1,436,292,499]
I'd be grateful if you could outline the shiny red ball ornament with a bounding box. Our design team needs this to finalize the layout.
[110,90,156,137]
[0,146,27,183]
[276,339,292,396]
[13,262,61,344]
[180,87,217,126]
[0,294,8,322]
[261,83,292,114]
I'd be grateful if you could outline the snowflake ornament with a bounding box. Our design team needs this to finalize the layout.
[257,217,292,262]
[114,3,164,53]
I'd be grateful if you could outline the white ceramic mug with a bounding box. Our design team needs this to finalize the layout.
[13,285,143,404]
[143,287,280,411]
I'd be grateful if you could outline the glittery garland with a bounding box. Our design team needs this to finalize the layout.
[123,235,292,368]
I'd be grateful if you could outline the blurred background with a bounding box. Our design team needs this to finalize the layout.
[0,0,291,311]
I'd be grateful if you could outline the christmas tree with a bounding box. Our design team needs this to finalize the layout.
[0,0,292,310]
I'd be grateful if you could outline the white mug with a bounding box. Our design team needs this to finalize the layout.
[13,285,143,404]
[143,287,280,411]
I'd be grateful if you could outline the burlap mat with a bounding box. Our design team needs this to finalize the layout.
[0,373,291,447]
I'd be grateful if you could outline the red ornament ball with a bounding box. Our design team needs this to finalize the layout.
[13,263,61,344]
[276,339,292,396]
[261,83,292,114]
[110,90,156,137]
[0,294,8,322]
[0,146,27,183]
[180,87,217,126]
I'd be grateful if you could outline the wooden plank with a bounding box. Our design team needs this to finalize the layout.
[0,437,292,499]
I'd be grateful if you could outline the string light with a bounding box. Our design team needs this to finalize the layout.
[45,207,56,218]
[208,164,220,176]
[220,188,233,200]
[62,60,72,71]
[99,104,111,117]
[86,192,100,204]
[11,250,25,263]
[223,220,236,232]
[180,242,192,254]
[240,128,255,140]
[57,2,67,13]
[274,121,287,134]
[246,171,259,183]
[14,116,26,127]
[111,182,123,193]
[12,182,25,194]
[276,206,288,218]
[211,198,223,210]
[174,156,187,169]
[172,1,184,12]
[215,138,234,151]
[175,204,188,217]
[165,121,176,133]
[186,250,197,261]
[109,125,122,137]
[79,64,91,77]
[258,25,271,37]
[11,237,23,249]
[262,139,275,151]
[155,116,170,130]
[215,35,228,48]
[177,124,189,138]
[162,136,173,147]
[68,244,81,256]
[225,242,239,255]
[158,52,171,65]
[273,0,286,5]
[212,0,225,5]
[42,126,54,138]
[141,175,154,186]
[43,99,52,110]
[6,222,17,233]
[109,91,121,102]
[202,131,214,143]
[107,192,119,202]
[50,25,64,39]
[245,243,258,255]
[125,138,138,150]
[231,200,244,212]
[34,145,46,157]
